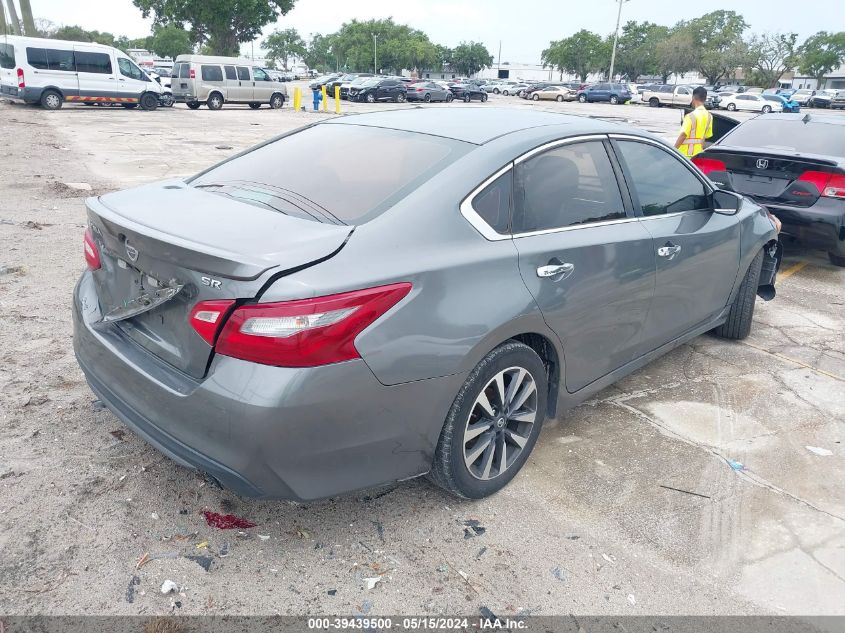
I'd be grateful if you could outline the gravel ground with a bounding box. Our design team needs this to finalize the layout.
[0,94,843,617]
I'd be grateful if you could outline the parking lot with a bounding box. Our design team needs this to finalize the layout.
[0,92,843,617]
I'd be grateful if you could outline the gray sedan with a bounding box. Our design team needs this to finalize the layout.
[406,81,453,102]
[73,109,780,501]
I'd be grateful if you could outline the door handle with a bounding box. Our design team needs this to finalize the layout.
[119,78,125,81]
[537,263,575,278]
[657,244,682,259]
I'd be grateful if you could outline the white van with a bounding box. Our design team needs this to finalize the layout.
[171,54,287,110]
[0,35,162,110]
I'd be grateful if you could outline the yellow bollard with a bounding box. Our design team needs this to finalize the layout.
[293,87,301,111]
[321,85,328,112]
[334,85,341,114]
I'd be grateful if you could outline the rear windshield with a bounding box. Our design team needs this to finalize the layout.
[723,119,845,155]
[190,124,470,224]
[0,43,15,69]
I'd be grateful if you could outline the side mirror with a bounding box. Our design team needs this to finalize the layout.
[713,189,741,215]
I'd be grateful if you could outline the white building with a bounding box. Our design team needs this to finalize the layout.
[790,65,845,90]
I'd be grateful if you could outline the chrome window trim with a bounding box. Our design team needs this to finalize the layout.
[461,134,620,241]
[512,215,639,239]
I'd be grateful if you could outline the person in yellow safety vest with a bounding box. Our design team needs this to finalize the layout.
[674,86,713,158]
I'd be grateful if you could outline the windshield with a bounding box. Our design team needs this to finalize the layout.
[190,124,471,225]
[362,78,380,87]
[723,118,845,155]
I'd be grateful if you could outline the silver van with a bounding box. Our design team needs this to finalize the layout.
[171,54,287,110]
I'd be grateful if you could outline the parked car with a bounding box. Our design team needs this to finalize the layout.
[326,73,372,97]
[340,75,377,99]
[503,83,529,96]
[762,93,800,113]
[717,85,745,94]
[0,35,163,110]
[744,87,764,95]
[406,81,452,102]
[719,93,782,113]
[308,73,341,90]
[642,84,694,108]
[577,82,632,104]
[146,70,174,107]
[171,55,287,110]
[705,91,729,109]
[832,92,845,110]
[263,68,284,81]
[348,77,407,103]
[530,85,575,102]
[448,83,488,102]
[808,90,840,108]
[694,112,845,266]
[486,81,518,94]
[520,83,549,98]
[73,108,780,501]
[791,89,816,105]
[625,83,642,104]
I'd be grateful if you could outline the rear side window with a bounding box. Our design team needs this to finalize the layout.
[190,124,470,225]
[75,52,111,74]
[472,171,512,234]
[236,66,250,81]
[179,63,190,79]
[26,47,48,69]
[224,65,237,80]
[202,65,223,81]
[513,141,625,233]
[0,43,15,69]
[47,49,75,71]
[615,141,709,216]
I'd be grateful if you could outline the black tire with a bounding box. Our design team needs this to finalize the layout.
[713,249,764,340]
[556,95,564,102]
[270,94,284,109]
[248,102,261,109]
[481,93,487,102]
[187,102,201,110]
[396,92,406,103]
[578,94,587,103]
[160,94,175,107]
[532,93,540,101]
[762,105,772,113]
[446,93,453,102]
[610,95,619,105]
[828,252,845,267]
[464,94,471,103]
[727,103,737,111]
[429,341,548,499]
[140,92,158,111]
[366,93,375,103]
[122,103,138,109]
[207,93,223,110]
[424,93,431,102]
[493,88,500,94]
[41,89,63,110]
[649,97,660,107]
[502,90,510,96]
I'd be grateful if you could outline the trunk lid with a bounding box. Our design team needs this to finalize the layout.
[86,180,352,378]
[700,147,840,207]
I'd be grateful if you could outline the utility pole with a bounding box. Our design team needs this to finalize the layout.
[497,40,501,76]
[6,0,21,35]
[608,0,629,82]
[372,33,379,74]
[19,0,35,35]
[0,0,8,35]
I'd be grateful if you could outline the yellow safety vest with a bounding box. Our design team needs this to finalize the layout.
[679,105,713,157]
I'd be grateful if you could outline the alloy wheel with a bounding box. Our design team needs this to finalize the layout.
[462,366,538,481]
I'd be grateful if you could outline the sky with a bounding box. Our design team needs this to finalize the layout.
[22,0,844,63]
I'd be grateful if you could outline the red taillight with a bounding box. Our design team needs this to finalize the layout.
[17,67,25,89]
[215,283,412,367]
[190,300,236,346]
[692,157,727,175]
[799,170,845,198]
[189,68,196,79]
[83,229,101,271]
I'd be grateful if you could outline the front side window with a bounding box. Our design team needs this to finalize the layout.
[75,51,111,74]
[513,141,625,233]
[236,66,250,81]
[616,141,709,216]
[118,57,145,81]
[224,65,237,80]
[471,171,512,234]
[0,43,16,69]
[201,65,223,82]
[253,68,269,81]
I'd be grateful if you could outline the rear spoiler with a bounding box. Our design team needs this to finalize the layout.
[682,107,741,145]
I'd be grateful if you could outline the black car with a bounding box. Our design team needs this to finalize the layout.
[520,83,549,98]
[309,73,341,91]
[694,113,845,266]
[448,83,488,103]
[349,78,407,103]
[325,73,369,97]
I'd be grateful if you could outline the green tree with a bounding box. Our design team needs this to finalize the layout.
[614,21,670,81]
[542,30,604,82]
[683,10,750,85]
[303,33,335,72]
[655,29,697,83]
[147,24,192,59]
[450,41,492,77]
[132,0,296,56]
[745,32,798,87]
[797,31,845,88]
[263,27,306,69]
[51,25,118,47]
[326,18,443,74]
